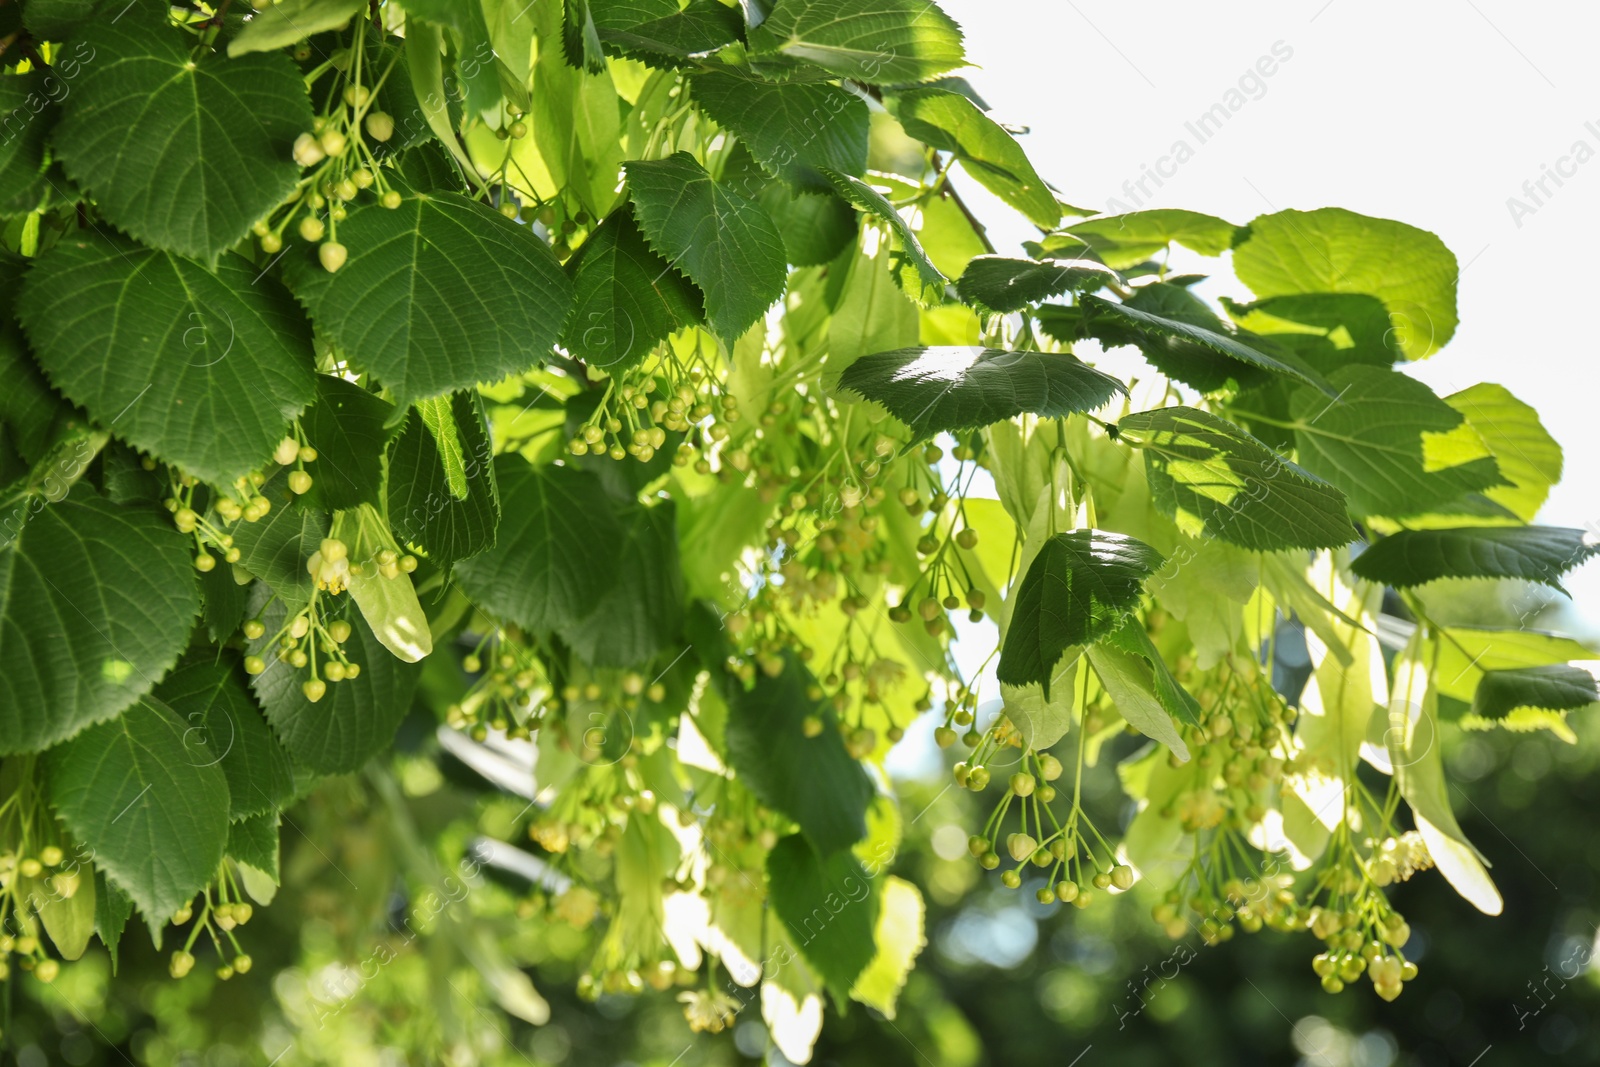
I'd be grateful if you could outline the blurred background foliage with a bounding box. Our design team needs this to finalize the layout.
[4,587,1596,1067]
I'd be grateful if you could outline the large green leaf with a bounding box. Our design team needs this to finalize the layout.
[23,0,96,40]
[245,587,420,774]
[0,73,53,213]
[625,152,787,341]
[725,654,873,856]
[748,0,966,84]
[1471,665,1598,721]
[1351,526,1597,590]
[387,391,500,570]
[282,192,572,407]
[152,657,295,821]
[821,169,946,304]
[1055,210,1240,270]
[890,88,1058,228]
[850,875,925,1018]
[1233,208,1458,359]
[298,376,397,512]
[1086,641,1190,761]
[562,207,702,372]
[1115,406,1354,551]
[1101,617,1202,729]
[692,71,869,187]
[1221,293,1400,373]
[761,187,859,267]
[52,6,311,259]
[228,0,366,55]
[997,530,1163,698]
[956,255,1120,313]
[1434,627,1598,704]
[17,234,317,484]
[0,488,198,755]
[1287,366,1504,519]
[45,697,231,932]
[838,347,1123,437]
[559,500,683,667]
[398,0,501,116]
[767,835,880,1008]
[1082,294,1331,395]
[231,478,330,615]
[581,0,743,64]
[1445,383,1561,523]
[455,459,625,633]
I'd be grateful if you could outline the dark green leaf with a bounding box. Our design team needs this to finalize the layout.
[199,562,249,643]
[152,657,295,821]
[748,0,966,84]
[231,477,330,614]
[767,835,879,1007]
[53,5,311,259]
[0,487,198,754]
[726,654,873,855]
[17,233,317,484]
[1101,617,1202,729]
[890,88,1058,228]
[245,586,420,774]
[1288,365,1505,519]
[229,0,365,55]
[838,346,1124,437]
[1351,527,1599,591]
[1221,293,1400,372]
[759,188,858,267]
[692,71,868,187]
[94,871,132,973]
[1082,294,1333,395]
[1115,406,1354,551]
[227,811,281,881]
[1233,208,1458,359]
[821,169,945,304]
[626,152,787,341]
[1471,665,1598,721]
[559,500,683,667]
[956,255,1120,312]
[387,391,500,570]
[562,207,702,371]
[23,0,96,39]
[282,192,572,407]
[455,458,625,633]
[45,697,231,933]
[591,0,743,63]
[399,0,501,116]
[0,73,54,211]
[997,530,1163,698]
[298,376,397,511]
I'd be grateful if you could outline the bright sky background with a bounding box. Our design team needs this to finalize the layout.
[937,0,1600,629]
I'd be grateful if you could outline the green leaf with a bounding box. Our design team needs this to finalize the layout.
[1101,617,1202,729]
[956,256,1120,313]
[821,169,945,304]
[52,6,311,259]
[625,152,787,341]
[1434,627,1597,704]
[1233,208,1458,359]
[230,480,330,614]
[199,562,248,644]
[999,651,1080,750]
[399,0,501,116]
[849,875,924,1018]
[245,586,421,774]
[45,697,231,933]
[455,458,626,633]
[415,395,468,500]
[562,206,702,372]
[828,245,920,365]
[152,656,295,821]
[559,500,683,667]
[1287,365,1504,519]
[1082,294,1332,395]
[1221,293,1400,372]
[725,654,873,855]
[387,391,501,571]
[298,376,397,512]
[692,71,869,187]
[587,0,743,64]
[94,872,132,972]
[1351,526,1598,591]
[1085,642,1190,761]
[0,73,54,212]
[227,811,281,882]
[31,859,95,961]
[1471,665,1598,721]
[838,347,1124,438]
[1115,406,1354,550]
[1055,210,1240,270]
[997,530,1163,698]
[17,234,317,484]
[748,0,966,84]
[767,834,879,1007]
[229,0,365,55]
[890,88,1058,228]
[23,0,96,40]
[0,487,198,754]
[1445,383,1561,523]
[282,192,572,407]
[760,188,859,268]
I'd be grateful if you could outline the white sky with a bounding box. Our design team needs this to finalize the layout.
[938,0,1600,628]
